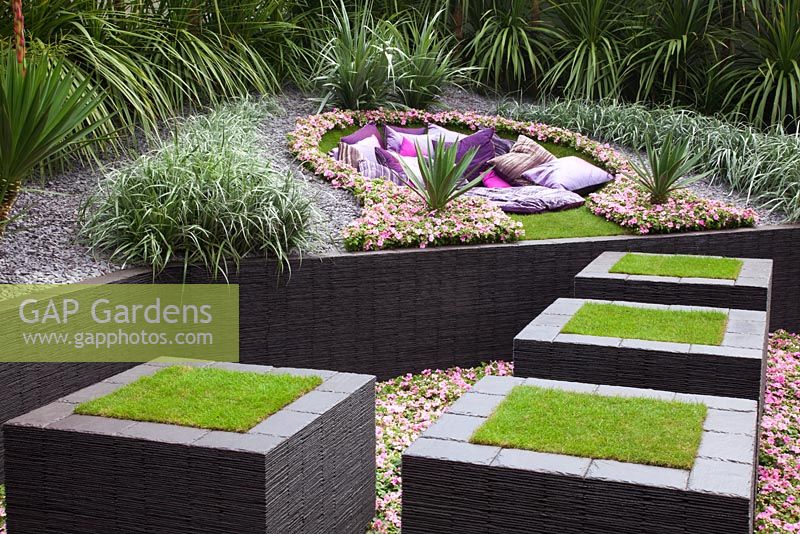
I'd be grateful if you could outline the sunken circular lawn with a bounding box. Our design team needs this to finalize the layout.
[288,109,758,252]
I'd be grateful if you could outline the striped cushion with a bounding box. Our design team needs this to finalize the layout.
[511,135,556,162]
[338,141,364,169]
[488,135,556,182]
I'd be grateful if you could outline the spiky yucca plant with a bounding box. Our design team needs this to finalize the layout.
[630,133,708,205]
[399,139,488,211]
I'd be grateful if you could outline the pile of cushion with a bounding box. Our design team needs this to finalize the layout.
[331,123,615,213]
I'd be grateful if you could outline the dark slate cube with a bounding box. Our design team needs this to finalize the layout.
[514,298,767,400]
[574,252,772,312]
[2,360,375,534]
[402,376,758,534]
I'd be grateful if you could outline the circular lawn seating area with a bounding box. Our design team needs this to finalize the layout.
[289,109,757,252]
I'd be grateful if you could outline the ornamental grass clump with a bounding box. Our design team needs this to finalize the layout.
[392,11,466,109]
[80,101,313,278]
[312,2,395,111]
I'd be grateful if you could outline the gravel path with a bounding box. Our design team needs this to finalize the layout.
[0,87,786,284]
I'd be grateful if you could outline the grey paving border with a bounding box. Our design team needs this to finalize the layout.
[2,360,376,534]
[574,252,772,311]
[402,376,757,534]
[513,298,768,400]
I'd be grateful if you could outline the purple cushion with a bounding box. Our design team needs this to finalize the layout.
[485,129,514,155]
[455,128,496,181]
[388,125,427,135]
[482,169,511,188]
[341,123,383,147]
[374,147,422,179]
[385,125,430,153]
[521,156,613,192]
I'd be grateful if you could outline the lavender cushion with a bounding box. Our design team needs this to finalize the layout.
[482,169,511,188]
[521,156,613,192]
[341,123,383,148]
[375,146,405,176]
[455,128,496,181]
[358,160,404,186]
[385,125,430,153]
[467,185,585,214]
[487,130,514,155]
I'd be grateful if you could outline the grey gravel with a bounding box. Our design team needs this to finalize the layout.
[0,87,786,284]
[258,90,360,254]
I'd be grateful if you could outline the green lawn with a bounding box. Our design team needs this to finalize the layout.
[610,253,744,280]
[76,366,322,432]
[511,206,630,241]
[471,385,706,469]
[561,302,728,345]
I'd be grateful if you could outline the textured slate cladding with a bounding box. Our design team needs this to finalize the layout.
[513,298,768,400]
[402,376,758,534]
[574,252,772,311]
[3,360,375,534]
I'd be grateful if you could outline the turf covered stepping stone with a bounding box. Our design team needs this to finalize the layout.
[514,298,767,399]
[402,376,758,534]
[2,359,375,534]
[575,252,772,311]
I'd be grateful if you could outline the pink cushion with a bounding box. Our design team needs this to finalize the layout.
[482,169,511,188]
[385,125,430,153]
[399,137,428,157]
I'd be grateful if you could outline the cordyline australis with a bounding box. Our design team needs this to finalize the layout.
[12,0,26,72]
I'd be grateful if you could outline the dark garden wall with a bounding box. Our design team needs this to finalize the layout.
[0,225,798,480]
[121,224,800,379]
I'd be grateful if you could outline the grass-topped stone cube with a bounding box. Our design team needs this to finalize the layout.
[402,376,758,534]
[575,251,772,311]
[514,298,767,399]
[2,360,375,534]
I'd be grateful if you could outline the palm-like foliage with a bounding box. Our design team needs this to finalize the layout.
[0,51,106,222]
[630,133,708,204]
[399,140,487,211]
[719,0,800,129]
[312,2,396,110]
[541,0,630,100]
[629,0,722,104]
[466,0,549,91]
[1,0,294,166]
[393,11,465,109]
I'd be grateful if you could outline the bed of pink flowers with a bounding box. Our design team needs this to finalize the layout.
[370,361,513,533]
[757,331,800,532]
[343,181,522,251]
[288,109,627,251]
[588,176,758,234]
